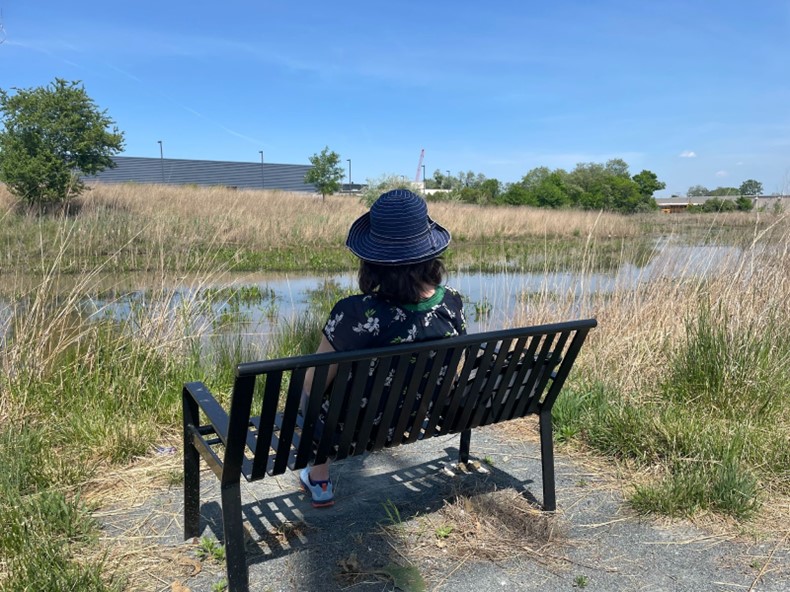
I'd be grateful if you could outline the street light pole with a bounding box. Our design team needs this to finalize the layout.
[347,159,352,185]
[157,140,164,183]
[259,150,265,189]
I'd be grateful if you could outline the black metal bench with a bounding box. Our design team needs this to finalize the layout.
[182,318,596,591]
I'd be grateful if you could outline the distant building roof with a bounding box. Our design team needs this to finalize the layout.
[86,156,316,192]
[656,194,788,206]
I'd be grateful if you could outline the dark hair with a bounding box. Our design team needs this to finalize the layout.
[358,258,446,304]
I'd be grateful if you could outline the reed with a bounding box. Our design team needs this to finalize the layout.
[1,182,787,586]
[533,213,790,518]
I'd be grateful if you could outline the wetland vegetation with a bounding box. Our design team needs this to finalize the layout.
[1,184,788,590]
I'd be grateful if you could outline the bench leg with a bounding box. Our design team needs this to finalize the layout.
[538,411,556,511]
[221,481,249,592]
[458,429,471,464]
[183,391,201,539]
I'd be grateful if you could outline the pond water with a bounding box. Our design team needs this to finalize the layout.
[0,242,744,349]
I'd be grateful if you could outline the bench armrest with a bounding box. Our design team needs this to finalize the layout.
[183,381,230,446]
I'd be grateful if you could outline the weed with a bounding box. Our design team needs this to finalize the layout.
[196,536,226,562]
[573,574,589,588]
[472,298,492,321]
[382,499,403,526]
[435,524,454,539]
[210,579,228,592]
[482,455,495,466]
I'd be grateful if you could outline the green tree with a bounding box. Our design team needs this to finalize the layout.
[709,186,739,196]
[0,78,124,209]
[605,158,631,178]
[739,179,763,196]
[304,146,344,201]
[359,173,415,206]
[734,196,754,211]
[701,198,737,212]
[687,185,709,197]
[632,170,665,198]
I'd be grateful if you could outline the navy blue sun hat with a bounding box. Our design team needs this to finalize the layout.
[346,189,451,265]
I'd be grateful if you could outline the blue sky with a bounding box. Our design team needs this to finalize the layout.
[2,0,789,196]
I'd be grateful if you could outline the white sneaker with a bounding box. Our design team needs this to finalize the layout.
[299,468,334,508]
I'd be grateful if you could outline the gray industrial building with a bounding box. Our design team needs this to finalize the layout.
[86,156,316,192]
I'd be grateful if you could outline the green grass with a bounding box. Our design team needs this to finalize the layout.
[1,199,787,587]
[553,299,789,518]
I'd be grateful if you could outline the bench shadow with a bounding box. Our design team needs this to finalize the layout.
[199,447,538,588]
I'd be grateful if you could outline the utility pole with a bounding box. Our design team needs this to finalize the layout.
[259,150,265,189]
[347,159,352,185]
[157,140,164,183]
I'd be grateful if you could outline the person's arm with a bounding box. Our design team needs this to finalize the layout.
[300,335,338,412]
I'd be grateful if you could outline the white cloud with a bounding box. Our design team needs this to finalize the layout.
[679,150,697,158]
[715,170,729,177]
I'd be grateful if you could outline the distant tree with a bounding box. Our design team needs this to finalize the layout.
[304,146,345,201]
[632,170,665,198]
[739,179,763,196]
[605,158,631,178]
[359,173,415,206]
[734,196,754,211]
[498,183,533,206]
[0,78,124,210]
[701,198,737,212]
[687,185,709,197]
[709,187,739,196]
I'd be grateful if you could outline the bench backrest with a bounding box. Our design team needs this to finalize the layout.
[224,319,596,482]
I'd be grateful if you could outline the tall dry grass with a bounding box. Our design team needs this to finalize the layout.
[0,183,642,260]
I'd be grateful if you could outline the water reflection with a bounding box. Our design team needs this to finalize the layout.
[1,242,745,348]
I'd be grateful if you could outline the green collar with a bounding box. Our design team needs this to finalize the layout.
[401,285,445,312]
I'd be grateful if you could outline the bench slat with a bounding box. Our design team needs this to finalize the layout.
[479,336,529,426]
[495,335,541,422]
[332,359,372,460]
[250,371,282,480]
[295,364,332,468]
[372,352,414,451]
[512,333,559,418]
[540,327,591,412]
[465,337,517,431]
[353,355,395,452]
[420,346,466,440]
[270,367,305,475]
[313,362,353,464]
[527,331,570,415]
[389,348,433,446]
[403,344,452,444]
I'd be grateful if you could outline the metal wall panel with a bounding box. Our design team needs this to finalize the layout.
[85,156,316,192]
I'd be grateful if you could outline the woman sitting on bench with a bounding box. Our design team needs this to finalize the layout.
[299,188,467,508]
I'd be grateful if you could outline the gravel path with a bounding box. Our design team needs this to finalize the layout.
[96,422,789,592]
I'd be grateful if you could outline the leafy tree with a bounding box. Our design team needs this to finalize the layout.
[0,78,124,209]
[734,196,754,211]
[605,158,631,178]
[709,186,739,196]
[498,183,533,206]
[359,174,416,206]
[632,170,665,198]
[304,146,345,201]
[687,185,709,197]
[739,179,763,196]
[700,198,736,212]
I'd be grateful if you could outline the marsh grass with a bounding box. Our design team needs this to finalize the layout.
[1,183,788,586]
[543,213,790,519]
[1,184,646,277]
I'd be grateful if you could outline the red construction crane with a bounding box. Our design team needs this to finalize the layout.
[414,148,425,183]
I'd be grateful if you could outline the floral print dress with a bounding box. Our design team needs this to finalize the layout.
[318,285,467,445]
